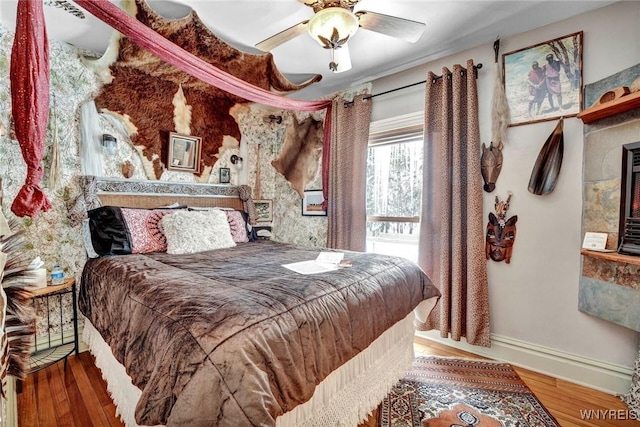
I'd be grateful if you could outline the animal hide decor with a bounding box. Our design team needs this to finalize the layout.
[485,193,517,264]
[0,216,36,397]
[90,0,321,181]
[272,116,324,197]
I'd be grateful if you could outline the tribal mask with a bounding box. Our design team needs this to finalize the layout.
[480,141,503,193]
[486,212,518,263]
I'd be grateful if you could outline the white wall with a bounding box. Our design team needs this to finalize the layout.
[370,1,640,390]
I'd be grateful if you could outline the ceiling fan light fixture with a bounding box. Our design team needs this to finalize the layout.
[329,44,352,73]
[308,7,359,48]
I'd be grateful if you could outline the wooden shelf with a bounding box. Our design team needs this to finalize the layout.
[581,248,640,266]
[28,278,75,297]
[577,90,640,123]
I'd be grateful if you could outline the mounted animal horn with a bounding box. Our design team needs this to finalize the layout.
[480,141,503,193]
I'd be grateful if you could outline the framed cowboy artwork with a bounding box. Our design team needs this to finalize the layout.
[502,31,583,126]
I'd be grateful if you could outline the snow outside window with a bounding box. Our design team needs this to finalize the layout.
[366,125,423,262]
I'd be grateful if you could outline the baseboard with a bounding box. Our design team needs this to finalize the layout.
[4,376,17,427]
[416,330,634,396]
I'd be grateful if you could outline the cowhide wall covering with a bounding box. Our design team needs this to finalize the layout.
[90,0,321,182]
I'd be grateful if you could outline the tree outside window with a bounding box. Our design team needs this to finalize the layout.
[366,133,422,262]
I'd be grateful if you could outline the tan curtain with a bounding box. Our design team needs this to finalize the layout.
[417,60,490,347]
[327,95,372,251]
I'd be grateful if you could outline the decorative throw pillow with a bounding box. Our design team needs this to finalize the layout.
[88,206,132,256]
[120,208,175,254]
[225,210,250,243]
[162,210,236,254]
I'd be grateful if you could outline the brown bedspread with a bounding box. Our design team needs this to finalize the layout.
[79,240,439,426]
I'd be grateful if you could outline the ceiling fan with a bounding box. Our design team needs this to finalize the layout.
[43,0,86,19]
[255,0,426,73]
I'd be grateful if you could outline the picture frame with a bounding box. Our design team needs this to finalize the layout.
[167,132,202,173]
[503,31,583,126]
[302,190,326,216]
[253,199,273,222]
[219,167,231,184]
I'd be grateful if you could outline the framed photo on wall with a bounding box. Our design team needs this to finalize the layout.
[167,132,202,173]
[219,167,231,184]
[253,200,273,222]
[302,190,326,216]
[503,31,583,126]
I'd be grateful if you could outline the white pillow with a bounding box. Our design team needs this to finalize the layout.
[162,210,236,254]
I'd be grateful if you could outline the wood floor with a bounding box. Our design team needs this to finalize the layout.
[17,337,640,427]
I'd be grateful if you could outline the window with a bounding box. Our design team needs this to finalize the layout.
[366,117,423,262]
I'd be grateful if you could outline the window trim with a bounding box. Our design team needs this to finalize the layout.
[369,111,424,135]
[366,215,420,223]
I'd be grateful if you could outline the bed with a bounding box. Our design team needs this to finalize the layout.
[74,178,440,427]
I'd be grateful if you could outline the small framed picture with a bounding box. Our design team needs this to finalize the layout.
[167,132,202,173]
[503,31,583,126]
[302,190,326,216]
[253,199,273,222]
[219,167,231,184]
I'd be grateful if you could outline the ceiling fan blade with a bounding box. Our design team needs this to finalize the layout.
[255,21,309,52]
[356,11,425,43]
[44,0,86,19]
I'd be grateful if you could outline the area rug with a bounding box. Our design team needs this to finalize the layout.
[379,356,560,426]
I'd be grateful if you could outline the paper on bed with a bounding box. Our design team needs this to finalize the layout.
[282,260,339,275]
[283,251,344,275]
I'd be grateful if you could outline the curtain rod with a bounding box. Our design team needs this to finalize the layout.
[344,63,483,107]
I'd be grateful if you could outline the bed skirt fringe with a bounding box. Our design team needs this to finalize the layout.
[82,312,416,427]
[277,312,416,427]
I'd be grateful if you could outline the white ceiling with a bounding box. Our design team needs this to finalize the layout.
[1,0,616,100]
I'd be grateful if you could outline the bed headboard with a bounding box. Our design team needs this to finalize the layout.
[97,193,244,210]
[67,176,257,225]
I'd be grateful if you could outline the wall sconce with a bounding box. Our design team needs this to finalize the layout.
[230,154,243,169]
[102,134,117,156]
[263,115,283,125]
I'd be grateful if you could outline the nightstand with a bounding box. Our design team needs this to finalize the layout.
[254,224,273,240]
[27,278,79,373]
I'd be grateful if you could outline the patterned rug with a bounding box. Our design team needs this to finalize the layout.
[379,356,560,427]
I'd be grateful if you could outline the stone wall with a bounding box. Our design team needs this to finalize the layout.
[579,63,640,332]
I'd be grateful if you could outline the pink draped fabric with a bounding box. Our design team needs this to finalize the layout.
[73,0,333,199]
[73,0,330,111]
[10,0,51,217]
[321,105,333,206]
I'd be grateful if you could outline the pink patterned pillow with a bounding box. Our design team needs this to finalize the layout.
[225,210,249,243]
[121,208,176,253]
